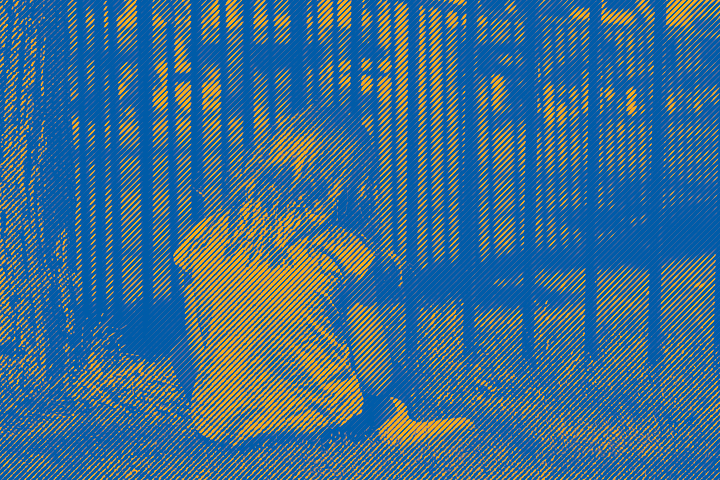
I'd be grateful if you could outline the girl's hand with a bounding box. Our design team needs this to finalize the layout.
[384,250,403,288]
[375,250,403,304]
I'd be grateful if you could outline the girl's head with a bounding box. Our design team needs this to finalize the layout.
[229,108,377,254]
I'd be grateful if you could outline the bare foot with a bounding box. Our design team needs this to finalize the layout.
[378,398,477,461]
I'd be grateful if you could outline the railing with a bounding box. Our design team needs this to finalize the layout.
[53,0,720,410]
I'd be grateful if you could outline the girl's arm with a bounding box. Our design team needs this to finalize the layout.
[346,251,404,398]
[311,225,407,402]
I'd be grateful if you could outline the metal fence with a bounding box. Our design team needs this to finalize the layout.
[45,0,720,407]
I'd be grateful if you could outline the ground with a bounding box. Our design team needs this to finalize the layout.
[0,347,717,479]
[2,256,720,478]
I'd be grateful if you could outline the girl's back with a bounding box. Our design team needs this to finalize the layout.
[175,109,378,445]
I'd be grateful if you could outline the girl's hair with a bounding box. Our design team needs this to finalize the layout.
[228,107,378,248]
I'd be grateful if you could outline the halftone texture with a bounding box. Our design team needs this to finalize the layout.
[5,0,720,479]
[174,211,369,444]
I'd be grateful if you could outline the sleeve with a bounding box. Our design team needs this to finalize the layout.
[310,226,402,306]
[173,216,213,275]
[173,213,232,362]
[310,226,375,282]
[173,213,231,277]
[377,259,403,303]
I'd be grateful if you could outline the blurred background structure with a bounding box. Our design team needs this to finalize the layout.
[2,0,720,462]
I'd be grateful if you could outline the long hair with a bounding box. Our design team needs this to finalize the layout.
[227,107,378,258]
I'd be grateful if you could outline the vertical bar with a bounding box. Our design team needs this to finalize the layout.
[463,0,477,360]
[350,0,360,118]
[77,0,93,347]
[268,0,276,131]
[244,0,254,148]
[716,44,720,364]
[606,39,617,235]
[30,1,44,339]
[312,0,319,104]
[486,8,496,284]
[629,33,640,237]
[648,0,665,366]
[539,25,548,252]
[522,0,536,363]
[333,0,339,109]
[17,35,33,354]
[441,6,449,263]
[18,39,29,293]
[191,0,205,216]
[553,26,563,250]
[423,8,431,263]
[220,0,228,202]
[43,0,72,381]
[405,0,419,417]
[512,19,522,262]
[371,0,379,183]
[139,0,153,335]
[584,0,600,360]
[390,1,398,254]
[562,26,573,254]
[558,26,570,251]
[94,0,106,320]
[109,0,122,326]
[290,0,302,112]
[167,20,178,299]
[617,33,627,239]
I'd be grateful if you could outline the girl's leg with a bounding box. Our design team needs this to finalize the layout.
[346,257,411,400]
[343,261,477,457]
[341,259,413,439]
[339,301,400,440]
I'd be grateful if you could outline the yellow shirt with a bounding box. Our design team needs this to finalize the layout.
[174,213,374,445]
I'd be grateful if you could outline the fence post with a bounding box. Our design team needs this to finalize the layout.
[648,0,665,367]
[290,0,303,112]
[220,0,228,203]
[244,0,254,149]
[716,42,720,364]
[311,0,319,105]
[462,0,477,362]
[109,0,123,353]
[94,0,106,323]
[522,0,537,365]
[484,4,500,310]
[192,0,205,218]
[585,0,601,361]
[76,0,93,361]
[40,0,73,393]
[405,0,420,418]
[139,0,153,351]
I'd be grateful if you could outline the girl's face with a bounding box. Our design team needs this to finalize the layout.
[251,162,343,245]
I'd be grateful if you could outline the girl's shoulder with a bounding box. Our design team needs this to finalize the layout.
[305,226,375,282]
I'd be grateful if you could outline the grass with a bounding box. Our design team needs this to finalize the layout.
[1,295,720,478]
[0,350,717,479]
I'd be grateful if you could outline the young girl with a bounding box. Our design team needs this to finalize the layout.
[174,108,475,457]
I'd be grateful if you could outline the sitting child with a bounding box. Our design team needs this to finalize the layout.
[174,107,476,457]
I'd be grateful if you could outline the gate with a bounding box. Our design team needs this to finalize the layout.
[51,0,719,415]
